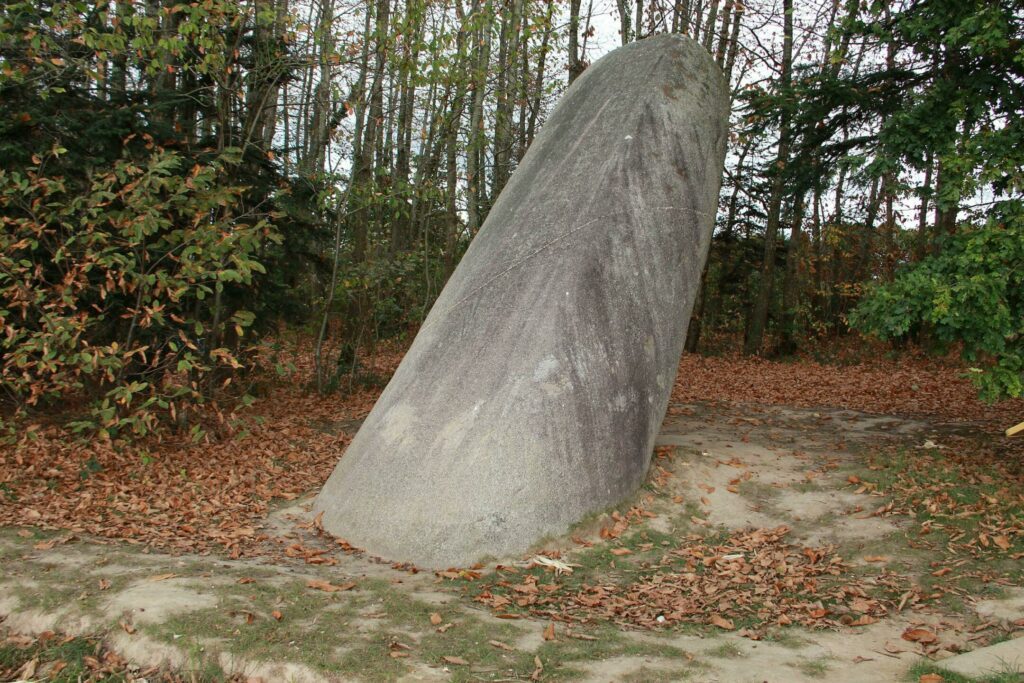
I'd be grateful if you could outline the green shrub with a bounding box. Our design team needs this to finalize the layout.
[0,145,279,437]
[851,201,1023,400]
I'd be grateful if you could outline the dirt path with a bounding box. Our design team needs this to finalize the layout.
[2,402,1022,682]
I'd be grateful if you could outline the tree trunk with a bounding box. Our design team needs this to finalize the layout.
[743,0,792,356]
[779,191,807,354]
[300,0,336,175]
[527,0,555,147]
[858,174,882,281]
[391,1,422,253]
[466,0,493,235]
[915,152,934,259]
[701,0,719,52]
[684,264,710,353]
[350,0,391,263]
[491,0,522,200]
[715,0,732,66]
[709,136,751,330]
[933,158,958,238]
[568,0,584,84]
[810,188,823,318]
[616,0,631,45]
[723,1,742,82]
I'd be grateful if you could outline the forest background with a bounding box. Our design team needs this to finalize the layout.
[1,0,1021,440]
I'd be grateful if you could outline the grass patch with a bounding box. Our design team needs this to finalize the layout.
[620,665,694,682]
[794,657,832,677]
[738,479,783,504]
[839,437,1024,613]
[705,642,744,658]
[149,576,364,674]
[0,633,128,682]
[764,629,810,649]
[12,574,88,615]
[910,661,1024,682]
[0,631,228,682]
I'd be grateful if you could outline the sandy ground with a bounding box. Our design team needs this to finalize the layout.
[2,401,1022,682]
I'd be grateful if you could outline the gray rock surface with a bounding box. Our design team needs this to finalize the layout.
[938,637,1024,679]
[314,34,729,568]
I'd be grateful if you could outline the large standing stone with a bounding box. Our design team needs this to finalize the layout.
[938,638,1024,679]
[314,34,729,568]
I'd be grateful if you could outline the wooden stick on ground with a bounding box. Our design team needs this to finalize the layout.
[1007,421,1024,438]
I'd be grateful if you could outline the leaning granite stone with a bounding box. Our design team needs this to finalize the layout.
[314,34,729,568]
[938,637,1024,679]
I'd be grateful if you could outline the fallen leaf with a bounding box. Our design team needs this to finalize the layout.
[542,622,555,641]
[902,628,938,644]
[531,655,544,681]
[528,555,576,574]
[271,610,283,621]
[430,612,442,625]
[19,657,39,679]
[148,573,178,582]
[574,632,603,644]
[993,535,1011,550]
[442,656,468,665]
[919,674,944,683]
[610,548,632,556]
[6,634,33,646]
[709,614,734,630]
[306,579,356,592]
[489,640,514,651]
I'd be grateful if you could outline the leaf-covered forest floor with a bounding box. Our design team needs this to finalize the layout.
[2,339,1024,682]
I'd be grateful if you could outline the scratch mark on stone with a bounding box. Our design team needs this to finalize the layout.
[421,205,713,332]
[562,96,615,162]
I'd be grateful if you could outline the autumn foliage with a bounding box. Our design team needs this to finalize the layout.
[673,351,1024,429]
[0,146,276,438]
[2,339,1020,560]
[0,340,399,555]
